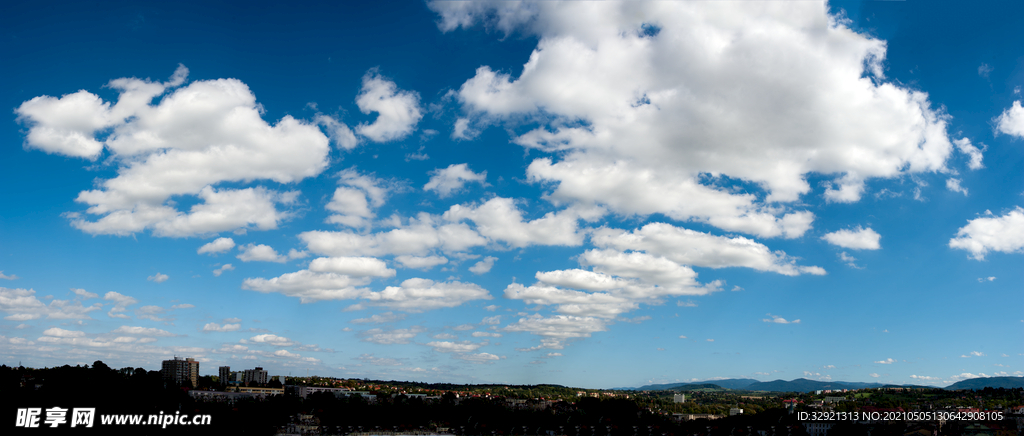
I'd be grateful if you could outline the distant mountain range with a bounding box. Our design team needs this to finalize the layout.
[614,377,1024,393]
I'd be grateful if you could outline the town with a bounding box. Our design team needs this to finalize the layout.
[3,358,1023,435]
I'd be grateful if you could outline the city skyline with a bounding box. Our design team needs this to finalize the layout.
[1,1,1022,389]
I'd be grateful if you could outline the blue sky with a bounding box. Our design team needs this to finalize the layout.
[1,1,1022,389]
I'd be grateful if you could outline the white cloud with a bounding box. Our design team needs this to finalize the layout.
[838,252,862,269]
[359,326,426,345]
[247,334,294,346]
[104,291,137,319]
[874,358,896,365]
[953,138,984,170]
[762,314,800,324]
[42,327,86,338]
[212,264,235,277]
[16,66,329,237]
[0,271,18,280]
[325,169,392,229]
[316,114,360,150]
[443,197,595,248]
[592,223,825,276]
[977,276,996,283]
[237,244,288,263]
[456,352,503,364]
[995,101,1024,138]
[949,207,1024,260]
[308,256,396,278]
[424,163,488,198]
[426,340,486,353]
[472,331,502,338]
[355,353,404,366]
[394,255,449,270]
[111,325,176,336]
[504,314,608,350]
[946,178,968,196]
[243,270,370,303]
[198,237,235,255]
[72,288,98,299]
[362,278,492,312]
[351,312,406,324]
[147,273,169,283]
[435,1,956,238]
[469,256,498,274]
[821,226,881,250]
[135,305,169,322]
[301,213,488,257]
[171,304,194,310]
[354,70,422,142]
[203,322,241,332]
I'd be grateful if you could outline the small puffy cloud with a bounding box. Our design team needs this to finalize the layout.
[247,334,295,347]
[978,63,993,78]
[198,237,235,255]
[203,322,241,332]
[171,304,194,309]
[977,276,996,283]
[135,305,168,322]
[838,252,862,269]
[763,314,800,324]
[351,312,406,324]
[874,358,896,365]
[308,256,396,278]
[147,273,169,283]
[212,264,234,277]
[456,352,503,364]
[362,278,492,312]
[359,326,426,345]
[243,270,370,303]
[443,198,595,248]
[469,256,497,274]
[504,314,608,350]
[72,288,98,299]
[995,101,1024,138]
[961,351,985,358]
[949,207,1024,260]
[821,226,881,250]
[237,244,288,263]
[424,163,488,198]
[953,138,984,170]
[909,374,940,382]
[325,169,392,229]
[315,114,360,150]
[104,291,137,319]
[0,271,19,280]
[946,178,968,196]
[111,325,176,336]
[394,255,449,270]
[301,212,488,257]
[42,327,86,338]
[354,70,422,142]
[472,331,502,338]
[426,340,486,353]
[869,373,880,378]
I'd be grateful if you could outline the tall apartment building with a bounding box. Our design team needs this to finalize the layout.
[161,357,199,386]
[219,366,231,385]
[243,367,268,385]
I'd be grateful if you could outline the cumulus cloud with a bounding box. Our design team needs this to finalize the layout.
[394,255,449,270]
[198,237,235,255]
[362,278,492,312]
[301,213,487,257]
[821,226,881,250]
[995,101,1024,138]
[147,273,169,283]
[763,314,800,324]
[212,264,234,277]
[949,207,1024,260]
[104,291,138,319]
[237,244,289,263]
[953,138,984,170]
[443,197,595,248]
[111,325,176,336]
[592,223,826,276]
[469,256,498,274]
[351,312,406,324]
[359,326,426,345]
[247,334,294,347]
[243,270,371,303]
[432,1,957,237]
[325,169,392,229]
[308,256,396,277]
[203,322,241,332]
[874,358,896,365]
[946,178,968,196]
[504,314,608,350]
[424,163,488,198]
[354,70,422,142]
[15,65,329,237]
[72,288,98,299]
[0,271,18,280]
